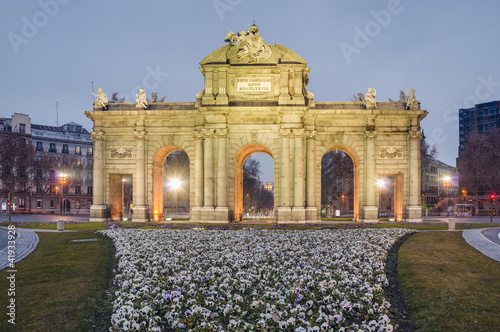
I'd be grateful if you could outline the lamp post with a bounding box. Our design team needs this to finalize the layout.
[443,176,451,215]
[59,174,68,214]
[121,178,126,220]
[377,178,385,219]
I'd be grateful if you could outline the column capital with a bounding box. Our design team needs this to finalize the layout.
[305,130,317,140]
[364,130,377,140]
[133,129,147,141]
[407,130,423,141]
[202,128,216,138]
[193,130,204,140]
[215,128,228,138]
[279,128,292,138]
[292,128,305,138]
[91,131,105,141]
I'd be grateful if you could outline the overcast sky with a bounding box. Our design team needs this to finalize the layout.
[2,0,500,182]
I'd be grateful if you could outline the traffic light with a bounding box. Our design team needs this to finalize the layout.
[491,194,496,202]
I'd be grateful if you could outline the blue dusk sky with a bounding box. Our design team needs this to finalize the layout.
[2,0,500,182]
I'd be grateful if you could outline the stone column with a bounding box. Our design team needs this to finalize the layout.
[203,128,215,210]
[292,128,305,222]
[191,130,204,221]
[363,130,378,222]
[216,70,228,105]
[305,129,317,221]
[277,128,292,222]
[133,129,148,221]
[90,131,107,221]
[406,130,423,222]
[215,128,229,221]
[279,70,290,105]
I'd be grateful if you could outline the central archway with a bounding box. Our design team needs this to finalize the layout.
[234,144,274,221]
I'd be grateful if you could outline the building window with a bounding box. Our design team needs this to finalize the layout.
[36,142,43,151]
[36,169,43,180]
[36,185,43,194]
[75,186,81,195]
[50,200,55,209]
[75,145,81,155]
[88,159,93,167]
[87,172,93,181]
[19,123,26,134]
[75,200,81,209]
[76,158,81,166]
[36,200,43,209]
[87,186,93,195]
[62,144,69,154]
[49,143,56,152]
[50,170,56,181]
[87,146,93,156]
[19,197,25,207]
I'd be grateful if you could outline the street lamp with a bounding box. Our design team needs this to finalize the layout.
[168,178,181,215]
[443,176,451,215]
[59,173,68,214]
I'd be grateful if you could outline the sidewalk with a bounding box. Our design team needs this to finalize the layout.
[0,227,39,270]
[463,228,500,262]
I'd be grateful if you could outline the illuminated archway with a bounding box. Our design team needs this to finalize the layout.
[234,144,274,221]
[152,146,182,221]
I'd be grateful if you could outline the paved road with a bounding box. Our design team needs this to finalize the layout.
[0,228,8,250]
[423,216,500,224]
[481,227,500,245]
[0,213,90,223]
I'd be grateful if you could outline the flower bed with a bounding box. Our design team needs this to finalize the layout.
[101,228,414,331]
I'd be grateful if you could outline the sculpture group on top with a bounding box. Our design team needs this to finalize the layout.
[351,87,420,109]
[92,88,166,110]
[224,23,272,63]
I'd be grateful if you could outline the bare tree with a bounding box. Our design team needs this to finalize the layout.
[457,128,500,215]
[0,132,36,208]
[321,150,354,207]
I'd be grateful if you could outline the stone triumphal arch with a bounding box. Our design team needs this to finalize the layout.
[86,24,427,223]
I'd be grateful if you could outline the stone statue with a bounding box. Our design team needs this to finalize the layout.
[110,92,125,103]
[364,87,377,107]
[388,90,406,103]
[93,87,108,108]
[405,87,419,109]
[225,23,272,63]
[148,92,165,103]
[136,88,148,109]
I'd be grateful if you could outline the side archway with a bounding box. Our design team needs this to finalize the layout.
[234,144,274,221]
[323,145,360,221]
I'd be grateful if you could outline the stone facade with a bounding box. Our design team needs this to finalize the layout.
[85,26,427,223]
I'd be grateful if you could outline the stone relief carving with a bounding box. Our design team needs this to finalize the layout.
[193,130,204,140]
[90,131,104,141]
[379,146,404,159]
[93,87,108,109]
[305,130,317,140]
[202,128,215,138]
[136,88,148,109]
[110,146,133,159]
[224,23,272,63]
[292,128,305,138]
